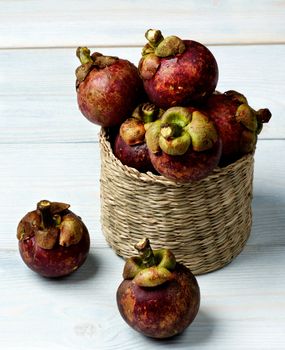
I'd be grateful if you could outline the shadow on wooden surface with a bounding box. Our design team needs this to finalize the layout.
[251,195,285,245]
[138,310,216,347]
[30,251,100,284]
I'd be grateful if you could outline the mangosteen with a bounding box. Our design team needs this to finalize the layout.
[145,106,222,182]
[204,90,272,164]
[17,200,90,278]
[113,102,163,172]
[138,29,218,109]
[76,47,143,127]
[117,238,200,338]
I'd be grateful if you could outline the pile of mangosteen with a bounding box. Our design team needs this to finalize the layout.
[16,29,272,340]
[76,28,271,181]
[74,30,272,337]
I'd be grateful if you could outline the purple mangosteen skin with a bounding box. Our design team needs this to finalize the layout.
[117,263,200,338]
[113,133,155,173]
[140,40,218,109]
[203,91,272,165]
[204,93,244,161]
[19,230,90,278]
[149,138,222,182]
[17,205,90,278]
[77,59,143,127]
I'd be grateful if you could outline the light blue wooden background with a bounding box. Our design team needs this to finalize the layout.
[1,1,284,349]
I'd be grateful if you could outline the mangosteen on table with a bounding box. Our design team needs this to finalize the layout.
[17,200,90,278]
[145,106,222,182]
[76,47,143,127]
[113,102,163,172]
[116,238,200,338]
[138,29,219,109]
[204,90,272,165]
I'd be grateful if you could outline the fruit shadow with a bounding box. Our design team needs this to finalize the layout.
[38,251,99,284]
[68,251,99,282]
[143,309,216,347]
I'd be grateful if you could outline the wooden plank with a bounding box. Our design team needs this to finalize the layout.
[1,2,284,349]
[0,0,284,48]
[0,244,284,349]
[0,143,102,249]
[1,140,284,250]
[0,45,283,143]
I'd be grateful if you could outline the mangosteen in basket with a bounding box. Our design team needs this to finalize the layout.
[76,47,144,127]
[145,106,222,182]
[116,238,200,338]
[17,200,90,278]
[203,90,271,165]
[113,102,163,172]
[138,29,218,109]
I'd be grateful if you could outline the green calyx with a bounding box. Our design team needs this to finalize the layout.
[226,90,272,134]
[134,267,174,287]
[235,104,258,132]
[123,238,176,287]
[145,107,218,155]
[143,29,186,58]
[120,118,146,146]
[17,200,84,250]
[238,108,270,153]
[140,29,185,79]
[159,128,191,156]
[139,53,161,80]
[158,107,191,155]
[35,227,59,250]
[145,29,164,48]
[230,91,272,150]
[224,90,272,153]
[16,211,41,241]
[132,102,163,124]
[256,108,272,134]
[145,119,162,153]
[120,103,163,146]
[76,47,93,65]
[75,47,118,84]
[59,213,84,247]
[155,35,186,57]
[185,111,218,152]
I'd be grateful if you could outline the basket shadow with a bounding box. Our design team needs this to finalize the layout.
[227,193,285,269]
[250,194,285,245]
[69,251,99,282]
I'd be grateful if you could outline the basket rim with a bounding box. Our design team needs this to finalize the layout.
[99,127,254,187]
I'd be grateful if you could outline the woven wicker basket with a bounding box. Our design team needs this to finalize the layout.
[99,127,254,275]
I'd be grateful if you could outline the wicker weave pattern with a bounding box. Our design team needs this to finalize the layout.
[99,128,254,275]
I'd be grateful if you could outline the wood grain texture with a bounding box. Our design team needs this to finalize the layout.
[1,140,284,251]
[1,1,285,349]
[1,245,284,350]
[0,45,283,143]
[0,0,285,48]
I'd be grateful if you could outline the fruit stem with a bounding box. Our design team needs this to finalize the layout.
[76,47,93,65]
[145,29,164,48]
[135,238,156,268]
[141,103,159,123]
[256,108,272,124]
[160,123,181,139]
[37,200,53,229]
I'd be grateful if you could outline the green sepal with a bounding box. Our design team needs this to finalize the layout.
[133,266,174,287]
